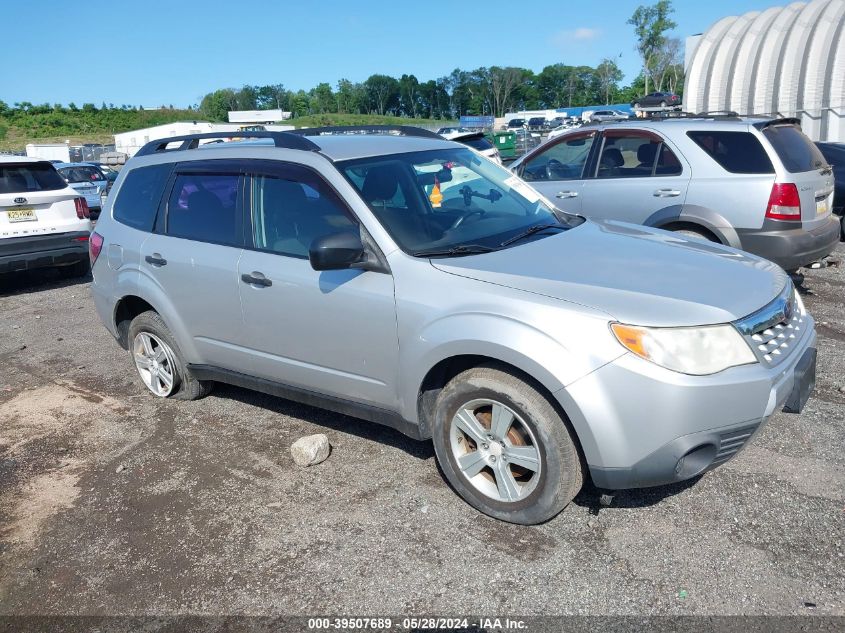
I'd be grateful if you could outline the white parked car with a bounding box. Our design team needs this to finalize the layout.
[440,131,502,165]
[0,156,93,276]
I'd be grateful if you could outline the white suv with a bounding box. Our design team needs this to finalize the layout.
[1,156,93,276]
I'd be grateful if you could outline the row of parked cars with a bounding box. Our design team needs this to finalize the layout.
[2,120,840,525]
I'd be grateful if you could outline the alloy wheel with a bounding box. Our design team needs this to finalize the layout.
[449,398,542,502]
[132,332,177,397]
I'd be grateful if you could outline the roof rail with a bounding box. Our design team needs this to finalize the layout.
[647,110,742,120]
[287,125,442,139]
[135,131,320,157]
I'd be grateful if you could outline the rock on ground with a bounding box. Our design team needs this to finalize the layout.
[290,434,331,467]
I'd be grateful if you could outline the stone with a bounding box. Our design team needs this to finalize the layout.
[290,434,330,467]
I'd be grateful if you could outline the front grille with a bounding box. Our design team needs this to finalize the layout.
[734,282,807,367]
[712,424,759,466]
[749,310,806,366]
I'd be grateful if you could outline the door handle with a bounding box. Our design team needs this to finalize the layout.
[653,189,681,197]
[241,272,272,288]
[555,191,579,199]
[145,254,167,267]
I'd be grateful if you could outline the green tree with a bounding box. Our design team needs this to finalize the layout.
[199,89,238,120]
[595,58,624,104]
[310,82,336,114]
[399,74,420,117]
[364,74,399,115]
[627,0,677,95]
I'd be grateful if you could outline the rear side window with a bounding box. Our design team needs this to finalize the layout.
[0,162,66,193]
[59,165,104,183]
[113,164,172,231]
[762,125,827,173]
[167,172,241,246]
[687,131,774,174]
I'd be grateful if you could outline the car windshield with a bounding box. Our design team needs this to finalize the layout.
[339,147,581,256]
[59,165,105,183]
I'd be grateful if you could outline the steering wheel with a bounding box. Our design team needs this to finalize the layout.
[450,210,486,230]
[545,159,566,180]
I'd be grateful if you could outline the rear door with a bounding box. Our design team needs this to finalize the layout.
[578,128,691,223]
[514,130,598,214]
[760,123,835,230]
[0,161,82,237]
[139,159,249,370]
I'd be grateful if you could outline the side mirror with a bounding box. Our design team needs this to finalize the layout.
[309,231,366,271]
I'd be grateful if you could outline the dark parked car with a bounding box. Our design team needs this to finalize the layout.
[815,142,845,238]
[527,117,546,131]
[631,92,681,109]
[506,118,526,130]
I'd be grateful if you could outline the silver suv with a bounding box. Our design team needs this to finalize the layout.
[510,116,839,272]
[90,127,818,524]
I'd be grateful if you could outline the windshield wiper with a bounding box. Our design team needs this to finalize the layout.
[499,223,565,247]
[412,244,496,258]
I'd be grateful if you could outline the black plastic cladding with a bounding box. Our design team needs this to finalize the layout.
[134,131,321,156]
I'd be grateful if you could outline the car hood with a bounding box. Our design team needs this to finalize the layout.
[431,220,789,327]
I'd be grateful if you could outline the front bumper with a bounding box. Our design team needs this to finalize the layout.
[736,216,840,270]
[556,317,816,490]
[0,231,90,273]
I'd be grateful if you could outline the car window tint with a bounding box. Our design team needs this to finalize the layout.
[596,134,662,178]
[461,136,494,151]
[656,144,683,176]
[59,166,104,183]
[113,163,172,231]
[521,134,595,182]
[167,173,240,245]
[251,168,356,258]
[762,125,827,173]
[687,131,774,174]
[0,162,66,193]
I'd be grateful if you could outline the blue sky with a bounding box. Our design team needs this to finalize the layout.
[5,0,783,107]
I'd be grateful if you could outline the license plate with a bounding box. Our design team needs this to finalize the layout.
[6,207,37,222]
[816,199,828,215]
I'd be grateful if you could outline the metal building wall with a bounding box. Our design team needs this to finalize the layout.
[684,0,845,141]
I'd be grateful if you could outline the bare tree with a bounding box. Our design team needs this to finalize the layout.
[489,67,523,117]
[651,37,683,92]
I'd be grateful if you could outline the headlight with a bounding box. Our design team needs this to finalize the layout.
[610,322,757,375]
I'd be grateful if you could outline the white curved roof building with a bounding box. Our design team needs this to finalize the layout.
[684,0,845,141]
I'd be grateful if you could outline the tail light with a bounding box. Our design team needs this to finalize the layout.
[74,197,90,219]
[765,183,801,220]
[89,231,104,265]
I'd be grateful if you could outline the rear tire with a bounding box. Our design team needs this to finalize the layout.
[127,310,213,401]
[431,364,582,525]
[672,228,716,242]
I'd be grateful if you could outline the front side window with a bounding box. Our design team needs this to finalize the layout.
[521,133,595,182]
[250,166,356,258]
[166,172,241,246]
[340,147,582,255]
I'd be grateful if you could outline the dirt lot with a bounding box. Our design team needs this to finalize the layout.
[0,245,843,620]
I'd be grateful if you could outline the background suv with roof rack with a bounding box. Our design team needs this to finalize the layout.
[509,115,840,272]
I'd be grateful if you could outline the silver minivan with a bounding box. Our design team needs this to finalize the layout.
[90,127,818,524]
[510,116,839,272]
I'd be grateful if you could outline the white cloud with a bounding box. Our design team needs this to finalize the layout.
[573,27,600,40]
[550,27,602,49]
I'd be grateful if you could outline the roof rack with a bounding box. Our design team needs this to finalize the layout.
[135,131,320,157]
[287,125,442,139]
[648,110,741,120]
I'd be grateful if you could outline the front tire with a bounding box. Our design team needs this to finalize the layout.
[432,365,582,525]
[127,311,213,400]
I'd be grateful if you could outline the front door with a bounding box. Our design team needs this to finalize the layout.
[236,162,400,409]
[515,131,597,214]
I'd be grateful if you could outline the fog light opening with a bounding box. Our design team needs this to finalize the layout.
[675,444,718,479]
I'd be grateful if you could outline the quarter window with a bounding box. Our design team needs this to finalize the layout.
[250,166,356,258]
[113,163,171,231]
[521,134,595,182]
[166,172,241,246]
[687,131,775,174]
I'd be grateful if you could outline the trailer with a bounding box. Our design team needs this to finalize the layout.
[25,143,70,163]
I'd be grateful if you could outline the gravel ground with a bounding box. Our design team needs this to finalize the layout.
[0,244,843,620]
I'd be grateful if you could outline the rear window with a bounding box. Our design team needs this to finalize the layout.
[460,136,494,151]
[762,125,827,173]
[0,162,67,193]
[113,164,172,231]
[687,131,775,174]
[58,165,104,183]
